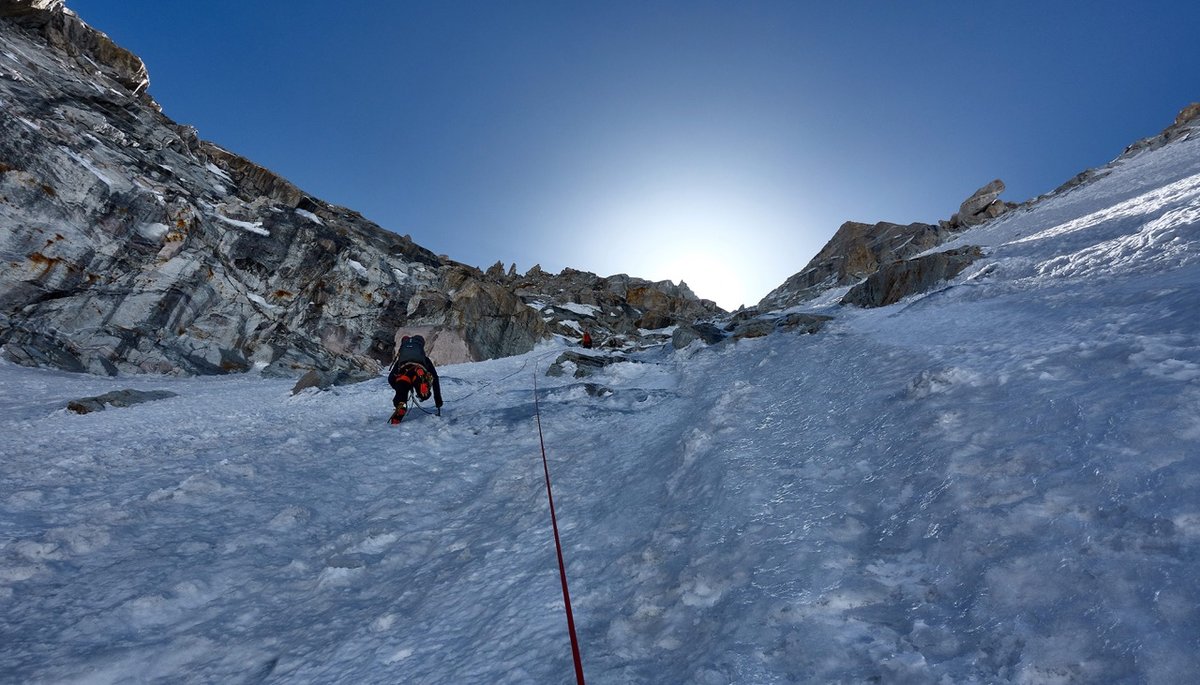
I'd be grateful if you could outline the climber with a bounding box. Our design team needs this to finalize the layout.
[388,334,443,424]
[581,330,593,349]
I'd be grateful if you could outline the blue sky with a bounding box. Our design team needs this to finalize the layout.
[70,1,1200,309]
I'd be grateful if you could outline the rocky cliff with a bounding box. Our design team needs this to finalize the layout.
[0,1,721,377]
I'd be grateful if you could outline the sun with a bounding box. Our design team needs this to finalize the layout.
[578,187,784,312]
[556,143,805,313]
[656,249,746,311]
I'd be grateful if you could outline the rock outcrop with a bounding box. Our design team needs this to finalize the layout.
[66,388,177,414]
[671,322,727,349]
[544,350,628,378]
[0,2,726,376]
[841,246,984,308]
[759,180,1011,310]
[723,310,832,340]
[289,368,374,395]
[943,179,1015,229]
[500,267,724,351]
[758,220,954,310]
[1121,102,1200,159]
[0,0,148,93]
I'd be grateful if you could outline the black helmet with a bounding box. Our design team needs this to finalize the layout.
[413,335,425,346]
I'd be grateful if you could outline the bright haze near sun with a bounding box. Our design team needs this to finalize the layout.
[556,133,803,311]
[70,1,1200,311]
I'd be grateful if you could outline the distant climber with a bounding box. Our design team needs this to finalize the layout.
[388,335,443,424]
[581,330,593,349]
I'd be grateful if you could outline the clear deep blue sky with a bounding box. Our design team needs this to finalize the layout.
[70,0,1200,309]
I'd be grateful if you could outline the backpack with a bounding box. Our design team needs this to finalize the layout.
[396,335,427,365]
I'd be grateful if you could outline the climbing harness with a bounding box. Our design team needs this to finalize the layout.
[391,362,432,401]
[532,368,586,685]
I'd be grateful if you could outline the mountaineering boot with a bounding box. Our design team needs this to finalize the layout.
[389,406,406,425]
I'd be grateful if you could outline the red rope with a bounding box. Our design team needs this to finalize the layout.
[533,371,586,685]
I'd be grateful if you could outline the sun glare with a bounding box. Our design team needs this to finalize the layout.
[572,178,794,312]
[658,249,742,310]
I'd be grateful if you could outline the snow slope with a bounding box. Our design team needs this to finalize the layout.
[2,134,1199,683]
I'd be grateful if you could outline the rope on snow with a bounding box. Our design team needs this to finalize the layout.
[532,366,586,685]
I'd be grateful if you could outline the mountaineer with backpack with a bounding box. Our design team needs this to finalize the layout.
[388,334,443,424]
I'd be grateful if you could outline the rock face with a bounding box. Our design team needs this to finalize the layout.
[841,246,984,308]
[0,3,445,376]
[0,2,726,377]
[410,266,552,364]
[758,220,954,310]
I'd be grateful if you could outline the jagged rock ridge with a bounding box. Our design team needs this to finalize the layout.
[495,264,723,350]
